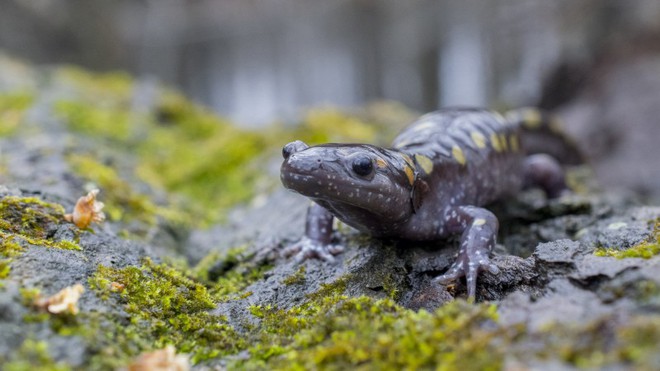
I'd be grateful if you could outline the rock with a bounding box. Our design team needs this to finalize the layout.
[1,58,660,369]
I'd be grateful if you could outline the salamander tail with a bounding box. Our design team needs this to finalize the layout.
[505,107,584,165]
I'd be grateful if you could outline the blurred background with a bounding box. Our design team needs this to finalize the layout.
[2,0,660,198]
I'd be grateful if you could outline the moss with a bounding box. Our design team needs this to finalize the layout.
[66,155,165,227]
[135,91,268,225]
[88,258,244,364]
[595,219,660,259]
[0,258,10,279]
[20,287,42,306]
[282,265,306,286]
[0,237,23,257]
[0,195,82,251]
[0,92,34,136]
[194,247,272,301]
[519,313,660,369]
[615,316,660,369]
[53,66,134,103]
[4,339,71,371]
[240,288,502,370]
[55,100,133,141]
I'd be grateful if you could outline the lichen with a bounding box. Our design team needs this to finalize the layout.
[595,219,660,259]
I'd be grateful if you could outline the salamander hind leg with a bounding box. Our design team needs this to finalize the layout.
[282,202,344,263]
[524,153,568,198]
[434,206,500,300]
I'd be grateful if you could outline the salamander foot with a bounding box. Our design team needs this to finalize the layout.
[433,248,500,300]
[282,236,344,263]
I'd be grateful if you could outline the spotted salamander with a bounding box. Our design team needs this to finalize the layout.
[280,108,579,299]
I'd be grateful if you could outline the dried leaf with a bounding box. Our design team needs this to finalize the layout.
[127,345,190,371]
[64,189,105,229]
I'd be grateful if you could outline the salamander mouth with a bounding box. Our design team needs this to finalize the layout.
[280,169,317,191]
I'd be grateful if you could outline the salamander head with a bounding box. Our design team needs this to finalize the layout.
[280,140,416,224]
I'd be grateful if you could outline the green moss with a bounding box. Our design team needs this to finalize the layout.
[54,66,134,103]
[4,339,71,371]
[88,258,244,364]
[19,287,42,306]
[66,155,163,226]
[194,247,272,301]
[0,195,81,251]
[0,258,10,279]
[282,265,306,286]
[136,91,268,224]
[0,237,23,257]
[0,92,34,136]
[595,219,660,259]
[55,100,133,141]
[241,289,502,370]
[521,313,660,369]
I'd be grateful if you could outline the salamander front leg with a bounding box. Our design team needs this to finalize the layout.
[434,206,500,299]
[283,202,344,263]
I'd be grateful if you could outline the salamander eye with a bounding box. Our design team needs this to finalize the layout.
[352,157,373,176]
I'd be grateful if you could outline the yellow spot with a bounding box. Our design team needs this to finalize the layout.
[376,158,387,168]
[509,134,519,151]
[499,134,508,151]
[452,146,466,166]
[404,166,415,185]
[490,133,502,152]
[473,218,486,226]
[402,154,415,168]
[470,131,486,149]
[522,108,542,129]
[414,154,434,174]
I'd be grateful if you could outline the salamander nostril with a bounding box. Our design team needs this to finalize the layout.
[282,140,310,160]
[282,145,293,160]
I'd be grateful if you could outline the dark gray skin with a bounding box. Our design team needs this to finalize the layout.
[280,108,571,299]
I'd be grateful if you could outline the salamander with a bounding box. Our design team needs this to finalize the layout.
[280,107,579,299]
